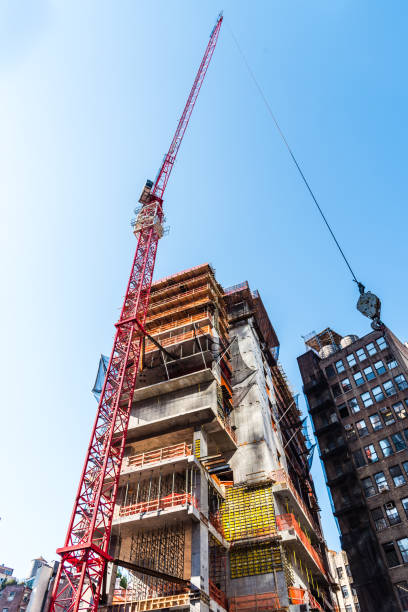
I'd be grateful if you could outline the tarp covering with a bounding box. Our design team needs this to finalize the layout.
[92,354,109,402]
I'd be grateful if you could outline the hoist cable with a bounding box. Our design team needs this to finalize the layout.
[226,21,360,286]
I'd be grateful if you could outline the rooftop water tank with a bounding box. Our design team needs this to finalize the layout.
[340,335,359,349]
[319,344,339,359]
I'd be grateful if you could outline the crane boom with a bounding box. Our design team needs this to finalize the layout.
[49,13,223,612]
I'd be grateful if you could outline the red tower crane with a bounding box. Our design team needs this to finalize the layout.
[50,13,223,612]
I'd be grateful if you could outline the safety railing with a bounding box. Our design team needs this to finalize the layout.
[127,443,192,469]
[209,580,228,609]
[144,325,212,353]
[209,512,225,538]
[147,311,210,335]
[270,469,317,530]
[276,513,326,576]
[119,493,197,517]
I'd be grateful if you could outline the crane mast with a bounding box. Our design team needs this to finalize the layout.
[50,13,223,612]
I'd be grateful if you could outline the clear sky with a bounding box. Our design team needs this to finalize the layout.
[1,0,407,579]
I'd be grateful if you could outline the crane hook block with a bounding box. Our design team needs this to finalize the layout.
[356,289,382,330]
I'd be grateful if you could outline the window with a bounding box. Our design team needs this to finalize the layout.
[325,365,335,378]
[369,413,383,431]
[353,449,365,468]
[377,336,388,350]
[393,402,408,420]
[335,359,345,373]
[372,385,385,402]
[383,541,399,567]
[403,461,408,477]
[349,397,360,413]
[390,465,406,487]
[374,360,386,375]
[7,594,15,602]
[341,585,349,598]
[361,391,373,407]
[395,374,408,391]
[3,608,9,612]
[366,342,377,356]
[387,359,398,370]
[332,383,342,398]
[384,380,397,397]
[361,476,376,497]
[397,538,408,563]
[353,372,364,387]
[401,498,408,519]
[341,377,352,392]
[347,353,356,367]
[395,581,408,612]
[345,564,352,578]
[385,502,401,525]
[356,419,369,437]
[356,347,367,361]
[371,506,387,531]
[345,606,352,612]
[380,406,395,426]
[374,471,389,492]
[364,444,378,463]
[339,403,349,418]
[392,432,407,452]
[380,438,394,457]
[364,365,375,381]
[336,566,343,579]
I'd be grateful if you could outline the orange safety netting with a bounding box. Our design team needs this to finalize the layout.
[119,493,197,517]
[127,443,192,469]
[276,513,326,576]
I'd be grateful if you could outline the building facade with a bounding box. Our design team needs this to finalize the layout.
[101,264,336,612]
[0,585,31,612]
[298,326,408,612]
[326,550,360,612]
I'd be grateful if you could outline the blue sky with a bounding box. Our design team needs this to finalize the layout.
[1,1,407,579]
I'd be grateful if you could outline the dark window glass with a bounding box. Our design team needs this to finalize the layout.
[356,348,367,361]
[371,506,387,531]
[337,567,343,579]
[366,342,377,356]
[377,336,388,351]
[390,465,406,487]
[395,581,408,612]
[393,402,408,420]
[392,432,407,452]
[341,585,349,598]
[345,564,352,578]
[397,538,408,563]
[353,449,365,468]
[353,372,364,387]
[335,360,345,373]
[380,406,395,426]
[374,471,389,492]
[369,413,383,431]
[395,374,408,391]
[374,360,386,375]
[361,477,376,497]
[364,365,376,381]
[332,383,342,398]
[372,385,385,402]
[385,502,401,525]
[356,419,368,437]
[401,498,408,519]
[360,392,373,408]
[379,438,394,457]
[364,444,378,463]
[383,541,399,567]
[403,461,408,477]
[347,354,356,367]
[339,404,349,419]
[325,365,335,378]
[384,380,397,397]
[341,377,352,392]
[349,397,360,413]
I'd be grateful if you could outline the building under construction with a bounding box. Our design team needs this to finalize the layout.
[98,263,337,612]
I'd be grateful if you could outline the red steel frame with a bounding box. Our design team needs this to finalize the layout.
[50,13,223,612]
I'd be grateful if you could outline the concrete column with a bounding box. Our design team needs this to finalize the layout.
[190,521,209,612]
